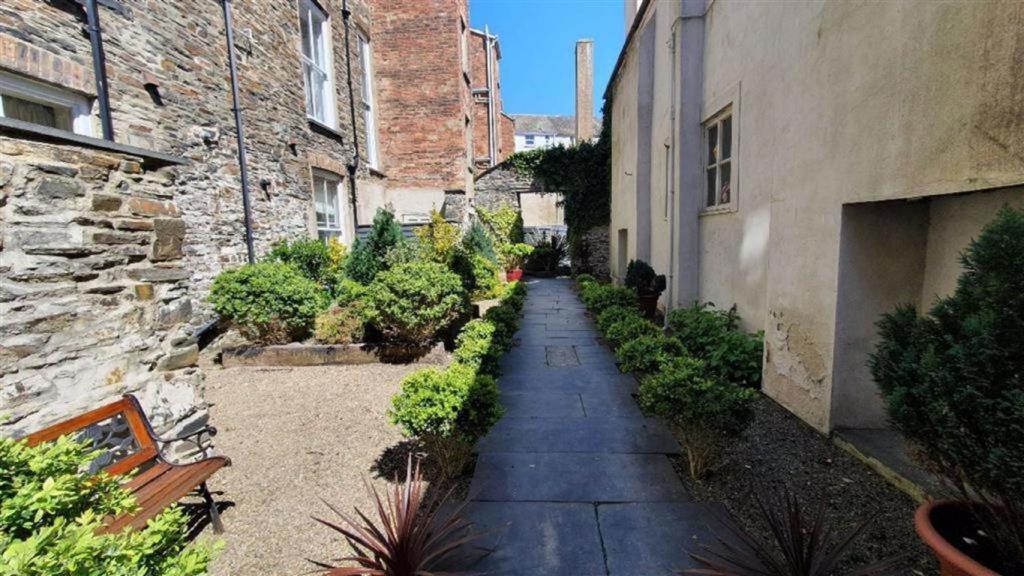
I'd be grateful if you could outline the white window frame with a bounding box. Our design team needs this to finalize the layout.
[298,0,337,128]
[525,134,535,147]
[0,71,93,136]
[312,170,347,243]
[357,31,378,169]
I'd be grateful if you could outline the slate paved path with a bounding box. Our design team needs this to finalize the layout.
[458,278,732,576]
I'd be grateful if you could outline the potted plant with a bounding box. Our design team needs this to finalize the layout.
[870,207,1024,576]
[624,259,667,318]
[499,243,534,282]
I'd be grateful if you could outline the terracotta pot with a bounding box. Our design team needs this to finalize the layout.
[637,294,659,318]
[915,501,1001,576]
[506,268,523,282]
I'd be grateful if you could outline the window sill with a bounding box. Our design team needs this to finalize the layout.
[0,117,188,168]
[367,166,387,178]
[699,203,738,217]
[308,118,346,143]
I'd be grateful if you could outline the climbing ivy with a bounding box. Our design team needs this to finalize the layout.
[505,105,612,239]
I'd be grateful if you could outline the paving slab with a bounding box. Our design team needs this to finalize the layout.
[446,502,606,576]
[498,371,638,392]
[500,391,584,418]
[598,502,734,576]
[476,417,680,454]
[545,345,580,366]
[471,452,690,503]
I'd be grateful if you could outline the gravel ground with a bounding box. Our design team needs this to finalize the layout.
[196,363,431,576]
[669,395,936,575]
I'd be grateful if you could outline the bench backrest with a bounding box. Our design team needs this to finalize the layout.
[24,395,160,477]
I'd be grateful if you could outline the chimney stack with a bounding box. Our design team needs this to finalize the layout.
[575,39,594,143]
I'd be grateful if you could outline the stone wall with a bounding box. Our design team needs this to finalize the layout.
[473,163,534,212]
[0,139,205,443]
[572,225,610,280]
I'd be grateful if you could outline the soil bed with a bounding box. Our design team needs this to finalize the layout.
[669,395,936,575]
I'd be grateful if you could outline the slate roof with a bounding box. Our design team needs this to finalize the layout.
[511,114,601,137]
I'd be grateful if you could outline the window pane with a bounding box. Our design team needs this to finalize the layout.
[2,94,70,130]
[299,5,312,59]
[706,123,718,166]
[706,168,717,207]
[310,10,325,67]
[721,116,732,159]
[720,161,731,205]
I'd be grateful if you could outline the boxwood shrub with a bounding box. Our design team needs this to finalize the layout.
[616,334,685,374]
[0,436,217,575]
[209,262,326,344]
[581,283,636,313]
[597,305,643,334]
[453,319,500,375]
[604,315,661,349]
[363,261,467,344]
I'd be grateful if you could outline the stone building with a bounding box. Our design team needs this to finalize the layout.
[0,0,510,440]
[607,0,1024,444]
[469,27,514,171]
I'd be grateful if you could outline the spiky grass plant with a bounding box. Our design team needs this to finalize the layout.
[685,490,901,576]
[314,456,484,576]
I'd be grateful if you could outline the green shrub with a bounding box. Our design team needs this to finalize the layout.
[415,210,460,265]
[333,278,367,306]
[313,305,365,345]
[581,283,636,313]
[604,316,661,349]
[389,363,503,477]
[498,243,534,270]
[0,436,216,576]
[575,273,596,286]
[638,357,757,479]
[264,237,336,286]
[462,220,497,262]
[451,251,500,299]
[363,261,467,343]
[625,259,667,297]
[453,319,500,375]
[705,329,764,389]
[524,236,567,272]
[616,334,685,374]
[476,205,524,248]
[666,302,740,357]
[870,206,1024,571]
[346,208,405,284]
[209,262,326,344]
[484,303,518,351]
[596,305,643,334]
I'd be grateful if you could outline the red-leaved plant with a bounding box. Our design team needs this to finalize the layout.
[313,456,484,576]
[685,490,901,576]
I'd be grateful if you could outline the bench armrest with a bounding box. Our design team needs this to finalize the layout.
[156,425,217,458]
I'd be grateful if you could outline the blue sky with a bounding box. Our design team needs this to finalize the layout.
[470,0,624,118]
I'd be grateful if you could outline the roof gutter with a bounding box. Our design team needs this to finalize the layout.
[602,0,655,101]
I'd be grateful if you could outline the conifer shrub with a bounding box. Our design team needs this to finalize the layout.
[462,220,497,262]
[313,305,365,345]
[363,261,467,344]
[346,208,405,284]
[870,206,1024,572]
[210,262,326,344]
[0,437,217,575]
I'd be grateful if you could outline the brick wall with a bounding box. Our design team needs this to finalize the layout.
[369,0,471,194]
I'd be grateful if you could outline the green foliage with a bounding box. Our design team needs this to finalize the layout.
[0,437,216,576]
[870,206,1024,569]
[503,108,611,239]
[333,278,367,306]
[462,220,497,263]
[638,356,757,479]
[667,302,741,358]
[313,305,365,345]
[476,206,524,249]
[581,283,637,313]
[704,329,764,389]
[498,243,534,270]
[209,262,326,344]
[390,363,503,441]
[575,274,597,286]
[415,211,460,265]
[525,236,567,272]
[363,261,467,343]
[451,251,500,299]
[453,319,500,376]
[596,305,643,334]
[482,281,527,351]
[625,259,667,297]
[616,335,685,374]
[263,237,338,288]
[604,316,661,349]
[346,208,405,284]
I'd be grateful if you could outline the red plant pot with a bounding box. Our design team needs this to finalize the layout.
[637,294,659,319]
[506,268,523,282]
[915,501,1001,576]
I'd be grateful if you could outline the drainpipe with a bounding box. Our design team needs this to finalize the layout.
[221,0,256,263]
[84,0,114,141]
[342,0,361,235]
[484,26,497,166]
[665,18,681,326]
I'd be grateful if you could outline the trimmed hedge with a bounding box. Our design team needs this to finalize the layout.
[363,261,467,344]
[209,262,326,344]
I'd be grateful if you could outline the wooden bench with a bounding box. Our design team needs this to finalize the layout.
[23,394,230,533]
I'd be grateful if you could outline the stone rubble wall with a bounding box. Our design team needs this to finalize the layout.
[572,225,610,281]
[0,139,205,446]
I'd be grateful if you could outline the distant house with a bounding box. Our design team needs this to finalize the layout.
[512,114,600,152]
